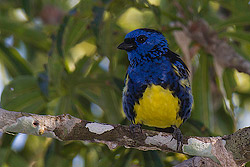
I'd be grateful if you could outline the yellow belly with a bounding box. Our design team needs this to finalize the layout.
[134,85,183,128]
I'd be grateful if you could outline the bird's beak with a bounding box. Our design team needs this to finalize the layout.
[117,42,136,51]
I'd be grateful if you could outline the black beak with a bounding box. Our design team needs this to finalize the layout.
[117,42,136,51]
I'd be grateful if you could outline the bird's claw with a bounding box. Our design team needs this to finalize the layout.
[171,125,183,151]
[129,124,142,134]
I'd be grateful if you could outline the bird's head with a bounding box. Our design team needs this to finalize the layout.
[118,28,169,65]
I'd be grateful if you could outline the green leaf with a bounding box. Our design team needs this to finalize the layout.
[231,43,250,61]
[57,15,70,58]
[45,140,73,167]
[98,147,125,167]
[56,8,79,58]
[38,72,49,99]
[73,56,99,77]
[76,88,99,105]
[0,42,32,77]
[214,105,234,135]
[8,152,29,167]
[1,134,15,148]
[64,16,90,53]
[100,88,123,124]
[72,96,93,120]
[83,147,99,167]
[219,31,250,44]
[21,0,31,18]
[215,15,250,30]
[181,119,213,137]
[91,6,105,36]
[222,69,237,111]
[1,76,46,113]
[76,77,110,88]
[112,149,134,167]
[0,16,51,50]
[143,151,163,167]
[54,96,73,115]
[0,148,10,165]
[218,0,250,15]
[20,135,47,163]
[47,53,65,95]
[192,54,213,129]
[60,142,83,158]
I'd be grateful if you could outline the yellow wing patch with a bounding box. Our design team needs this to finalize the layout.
[180,79,190,88]
[134,85,183,128]
[172,64,181,77]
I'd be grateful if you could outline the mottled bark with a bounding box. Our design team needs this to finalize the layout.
[0,108,249,166]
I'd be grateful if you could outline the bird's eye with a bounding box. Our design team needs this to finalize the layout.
[137,35,147,43]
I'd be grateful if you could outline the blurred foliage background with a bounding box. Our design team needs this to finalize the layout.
[0,0,250,166]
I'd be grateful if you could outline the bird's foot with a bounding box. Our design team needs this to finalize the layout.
[171,125,183,151]
[129,124,142,134]
[129,124,144,140]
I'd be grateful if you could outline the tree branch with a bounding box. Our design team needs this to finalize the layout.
[174,157,222,167]
[177,19,250,75]
[172,1,250,75]
[0,108,249,166]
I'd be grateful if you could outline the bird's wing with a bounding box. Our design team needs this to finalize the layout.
[166,50,190,79]
[122,72,147,123]
[122,72,136,123]
[163,50,192,121]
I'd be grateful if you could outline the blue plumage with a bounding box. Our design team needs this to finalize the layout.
[118,28,193,129]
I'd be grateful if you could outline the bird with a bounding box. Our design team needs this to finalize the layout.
[117,28,193,149]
